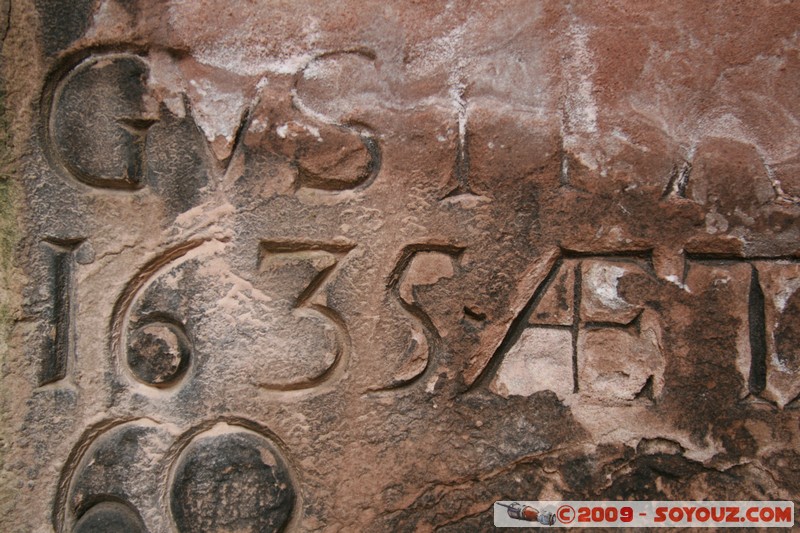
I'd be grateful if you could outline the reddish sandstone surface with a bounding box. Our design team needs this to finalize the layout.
[0,1,798,531]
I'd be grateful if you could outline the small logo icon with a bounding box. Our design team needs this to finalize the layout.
[496,502,556,525]
[557,504,575,524]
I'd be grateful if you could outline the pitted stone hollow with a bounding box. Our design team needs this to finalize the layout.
[170,428,295,533]
[127,319,191,386]
[72,501,146,533]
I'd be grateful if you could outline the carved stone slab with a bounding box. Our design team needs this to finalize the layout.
[1,1,799,531]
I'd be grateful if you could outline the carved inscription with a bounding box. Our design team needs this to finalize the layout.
[40,239,81,386]
[469,251,799,407]
[110,239,354,392]
[442,89,476,199]
[685,255,800,407]
[241,49,384,193]
[294,127,381,192]
[256,240,355,389]
[378,244,464,390]
[54,418,295,533]
[24,32,799,532]
[110,240,204,390]
[36,51,800,411]
[471,251,663,401]
[43,50,157,189]
[748,264,767,395]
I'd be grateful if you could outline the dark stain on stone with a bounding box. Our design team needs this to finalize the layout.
[661,279,746,443]
[35,0,96,56]
[73,501,146,533]
[170,431,295,533]
[146,105,211,218]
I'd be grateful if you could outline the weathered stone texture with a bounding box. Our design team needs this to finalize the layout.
[1,1,799,531]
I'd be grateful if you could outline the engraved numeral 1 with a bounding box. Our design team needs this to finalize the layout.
[41,239,81,385]
[747,264,767,396]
